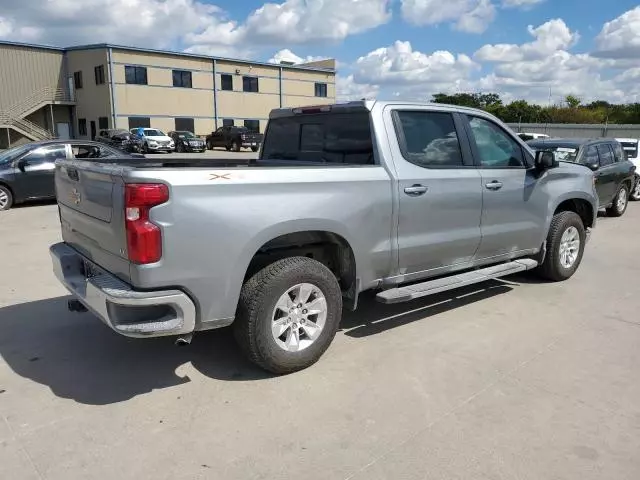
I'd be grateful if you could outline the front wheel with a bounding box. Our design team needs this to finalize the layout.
[537,211,586,282]
[606,184,629,217]
[234,257,343,374]
[630,175,640,201]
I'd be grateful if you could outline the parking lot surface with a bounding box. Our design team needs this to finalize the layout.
[1,199,640,479]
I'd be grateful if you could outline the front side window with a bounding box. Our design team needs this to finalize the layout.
[22,145,67,167]
[172,70,192,88]
[583,146,599,167]
[597,144,614,166]
[125,66,148,85]
[467,116,524,168]
[612,143,625,162]
[394,111,463,168]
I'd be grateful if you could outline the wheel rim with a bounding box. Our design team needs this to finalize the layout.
[617,188,627,211]
[271,283,327,352]
[633,180,640,198]
[559,226,580,269]
[0,189,8,209]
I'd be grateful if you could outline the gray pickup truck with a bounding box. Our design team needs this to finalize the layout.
[50,101,598,373]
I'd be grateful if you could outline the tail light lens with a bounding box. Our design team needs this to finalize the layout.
[125,183,169,264]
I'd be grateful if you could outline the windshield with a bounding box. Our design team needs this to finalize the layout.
[0,144,33,164]
[531,145,579,163]
[176,131,195,139]
[620,141,638,159]
[143,129,165,137]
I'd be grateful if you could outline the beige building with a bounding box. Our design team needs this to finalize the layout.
[0,41,336,148]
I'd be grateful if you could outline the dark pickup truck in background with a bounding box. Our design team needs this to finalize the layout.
[95,129,144,153]
[206,126,263,152]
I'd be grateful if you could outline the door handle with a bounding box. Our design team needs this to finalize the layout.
[485,181,503,191]
[404,184,428,196]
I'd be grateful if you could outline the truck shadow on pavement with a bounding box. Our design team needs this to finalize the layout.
[0,280,513,405]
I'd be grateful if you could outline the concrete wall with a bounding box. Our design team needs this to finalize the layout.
[0,45,65,111]
[508,123,640,139]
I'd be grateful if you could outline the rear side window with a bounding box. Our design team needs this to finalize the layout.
[394,111,463,167]
[597,144,614,166]
[261,112,374,164]
[583,146,599,167]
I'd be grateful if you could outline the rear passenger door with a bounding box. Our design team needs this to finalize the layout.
[388,108,482,279]
[464,115,547,260]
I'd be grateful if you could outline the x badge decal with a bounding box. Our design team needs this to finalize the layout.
[209,173,231,180]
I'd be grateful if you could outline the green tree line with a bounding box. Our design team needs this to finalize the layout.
[431,93,640,125]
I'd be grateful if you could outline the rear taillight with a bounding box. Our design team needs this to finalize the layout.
[125,183,169,264]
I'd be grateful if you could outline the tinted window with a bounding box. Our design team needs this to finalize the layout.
[128,117,151,129]
[394,111,463,167]
[612,142,625,162]
[467,116,523,167]
[221,74,233,91]
[172,70,192,88]
[314,83,328,97]
[597,144,614,166]
[583,146,599,167]
[244,119,260,133]
[72,144,118,159]
[125,66,147,85]
[94,65,105,85]
[222,118,234,127]
[73,71,83,89]
[175,117,195,133]
[262,111,374,164]
[98,117,109,129]
[22,145,67,166]
[243,76,259,92]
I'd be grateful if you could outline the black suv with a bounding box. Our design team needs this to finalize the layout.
[528,138,637,217]
[95,129,144,153]
[206,126,263,152]
[168,131,206,153]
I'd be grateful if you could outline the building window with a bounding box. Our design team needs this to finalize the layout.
[244,119,260,133]
[172,70,192,88]
[78,118,87,136]
[242,76,259,93]
[73,71,83,89]
[221,74,233,91]
[125,66,148,85]
[98,117,109,129]
[128,117,151,130]
[315,82,328,97]
[175,117,195,133]
[94,65,105,85]
[222,119,234,127]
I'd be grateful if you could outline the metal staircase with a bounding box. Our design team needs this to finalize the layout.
[0,87,74,141]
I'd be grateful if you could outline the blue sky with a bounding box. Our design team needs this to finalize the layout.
[1,1,639,103]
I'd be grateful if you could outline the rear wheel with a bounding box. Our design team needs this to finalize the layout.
[251,146,259,152]
[630,175,640,201]
[537,211,585,282]
[0,185,13,211]
[607,184,629,217]
[234,257,342,374]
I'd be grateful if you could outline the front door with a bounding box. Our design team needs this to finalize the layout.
[593,144,619,205]
[13,144,66,200]
[389,108,482,280]
[90,121,96,140]
[464,115,547,260]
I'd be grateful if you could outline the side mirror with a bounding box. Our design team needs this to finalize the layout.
[535,150,558,171]
[585,162,599,171]
[16,159,27,171]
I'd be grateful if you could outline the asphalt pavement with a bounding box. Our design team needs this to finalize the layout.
[1,186,639,479]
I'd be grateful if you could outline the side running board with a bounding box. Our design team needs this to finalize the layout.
[376,259,539,304]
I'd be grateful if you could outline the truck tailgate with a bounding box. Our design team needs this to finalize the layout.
[55,161,131,282]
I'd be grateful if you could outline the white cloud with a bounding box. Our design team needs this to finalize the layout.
[267,48,328,65]
[475,19,579,62]
[501,0,544,8]
[400,0,496,33]
[595,6,640,59]
[336,75,379,101]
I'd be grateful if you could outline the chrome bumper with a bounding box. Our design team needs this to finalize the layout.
[50,243,196,338]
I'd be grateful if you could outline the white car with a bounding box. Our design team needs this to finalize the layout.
[130,128,175,153]
[616,138,640,200]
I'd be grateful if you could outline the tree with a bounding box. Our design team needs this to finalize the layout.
[565,95,581,109]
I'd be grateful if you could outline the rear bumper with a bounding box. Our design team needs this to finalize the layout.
[50,243,196,338]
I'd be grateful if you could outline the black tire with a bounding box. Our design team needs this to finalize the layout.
[606,184,629,217]
[177,143,184,153]
[234,257,343,374]
[251,146,259,152]
[629,175,640,201]
[225,145,231,152]
[143,143,149,154]
[233,141,241,152]
[537,211,586,282]
[0,184,13,211]
[206,141,213,150]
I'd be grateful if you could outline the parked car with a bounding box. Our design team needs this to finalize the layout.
[168,131,206,153]
[95,129,144,153]
[50,101,598,374]
[206,126,263,152]
[129,128,175,153]
[517,132,549,141]
[0,140,144,211]
[615,138,640,201]
[528,138,636,217]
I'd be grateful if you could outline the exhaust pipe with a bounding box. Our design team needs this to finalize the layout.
[67,299,88,313]
[175,333,193,346]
